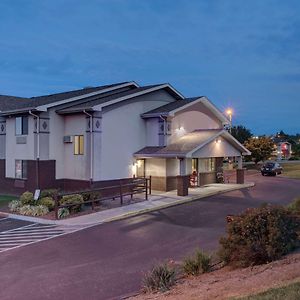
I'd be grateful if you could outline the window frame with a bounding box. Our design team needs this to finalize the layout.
[15,160,27,179]
[74,135,84,155]
[15,116,28,136]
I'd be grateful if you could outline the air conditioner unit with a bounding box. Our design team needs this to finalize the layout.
[63,135,73,143]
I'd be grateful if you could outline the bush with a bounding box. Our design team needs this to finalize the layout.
[287,197,300,214]
[8,200,21,212]
[143,263,176,293]
[19,205,49,216]
[218,205,300,268]
[38,197,55,211]
[82,191,101,203]
[58,207,70,219]
[20,191,34,205]
[40,189,59,199]
[60,194,84,213]
[183,249,211,276]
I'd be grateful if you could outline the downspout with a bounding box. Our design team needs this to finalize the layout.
[29,110,40,189]
[83,110,93,183]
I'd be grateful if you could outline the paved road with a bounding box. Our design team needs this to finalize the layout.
[0,173,299,300]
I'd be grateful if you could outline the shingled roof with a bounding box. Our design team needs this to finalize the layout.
[0,95,31,111]
[56,85,162,114]
[0,82,134,113]
[142,97,201,117]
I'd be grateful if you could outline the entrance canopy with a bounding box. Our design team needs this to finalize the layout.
[134,129,251,158]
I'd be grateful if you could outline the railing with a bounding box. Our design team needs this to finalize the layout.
[54,177,152,219]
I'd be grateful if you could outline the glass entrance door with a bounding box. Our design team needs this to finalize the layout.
[136,159,145,177]
[191,158,199,186]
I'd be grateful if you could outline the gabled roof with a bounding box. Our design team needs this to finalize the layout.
[0,95,31,112]
[0,82,184,116]
[134,129,251,158]
[141,97,200,116]
[142,96,229,125]
[0,81,138,115]
[56,83,184,114]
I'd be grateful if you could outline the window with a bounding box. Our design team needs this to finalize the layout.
[199,158,216,172]
[74,135,84,155]
[15,116,28,135]
[15,160,27,179]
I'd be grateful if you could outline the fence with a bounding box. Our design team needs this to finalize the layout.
[54,177,152,219]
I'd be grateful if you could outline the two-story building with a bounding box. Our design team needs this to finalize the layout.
[0,81,250,194]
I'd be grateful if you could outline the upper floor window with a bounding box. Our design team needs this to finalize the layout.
[15,116,28,135]
[74,135,84,155]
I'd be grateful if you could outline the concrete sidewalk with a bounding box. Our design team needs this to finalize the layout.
[4,182,254,226]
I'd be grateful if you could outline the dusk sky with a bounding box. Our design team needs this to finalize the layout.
[0,0,299,134]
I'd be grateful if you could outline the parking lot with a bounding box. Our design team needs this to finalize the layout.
[0,217,82,252]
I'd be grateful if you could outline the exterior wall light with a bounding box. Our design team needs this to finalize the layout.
[215,138,221,144]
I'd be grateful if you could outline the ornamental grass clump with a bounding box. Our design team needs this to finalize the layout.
[183,249,211,276]
[8,200,21,212]
[218,205,300,268]
[19,205,49,216]
[58,207,70,219]
[143,263,176,293]
[287,197,300,214]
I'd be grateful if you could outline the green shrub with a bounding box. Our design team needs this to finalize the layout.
[19,205,49,216]
[82,191,101,202]
[58,207,70,219]
[183,249,211,276]
[218,205,300,268]
[8,200,21,212]
[143,263,176,293]
[287,197,300,214]
[20,191,34,205]
[40,189,59,199]
[38,197,55,211]
[60,194,84,213]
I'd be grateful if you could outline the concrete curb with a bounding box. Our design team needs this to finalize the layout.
[1,182,255,226]
[100,182,255,224]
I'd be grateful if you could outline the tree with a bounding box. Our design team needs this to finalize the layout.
[244,136,275,164]
[231,125,252,144]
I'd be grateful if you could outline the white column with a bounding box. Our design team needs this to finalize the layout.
[179,158,187,175]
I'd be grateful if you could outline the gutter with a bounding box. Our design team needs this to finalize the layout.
[83,110,94,182]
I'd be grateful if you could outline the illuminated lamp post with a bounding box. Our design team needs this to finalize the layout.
[226,108,233,133]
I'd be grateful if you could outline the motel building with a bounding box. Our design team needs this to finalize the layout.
[0,81,250,195]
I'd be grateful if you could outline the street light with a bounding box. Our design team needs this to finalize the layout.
[226,108,233,133]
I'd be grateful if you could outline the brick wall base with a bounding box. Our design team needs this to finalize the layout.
[150,176,177,192]
[0,159,56,195]
[177,175,189,196]
[236,169,245,184]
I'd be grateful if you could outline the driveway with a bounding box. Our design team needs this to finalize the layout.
[0,173,299,300]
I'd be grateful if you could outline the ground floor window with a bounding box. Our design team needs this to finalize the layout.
[15,160,27,179]
[74,135,84,155]
[198,158,216,172]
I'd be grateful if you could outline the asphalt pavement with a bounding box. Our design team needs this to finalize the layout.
[0,172,299,300]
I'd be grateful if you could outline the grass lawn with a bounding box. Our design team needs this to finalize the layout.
[237,281,300,300]
[0,194,18,209]
[281,163,300,179]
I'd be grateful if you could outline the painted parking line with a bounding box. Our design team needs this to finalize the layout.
[0,222,85,253]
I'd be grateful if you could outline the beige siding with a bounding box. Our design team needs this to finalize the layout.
[192,136,241,158]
